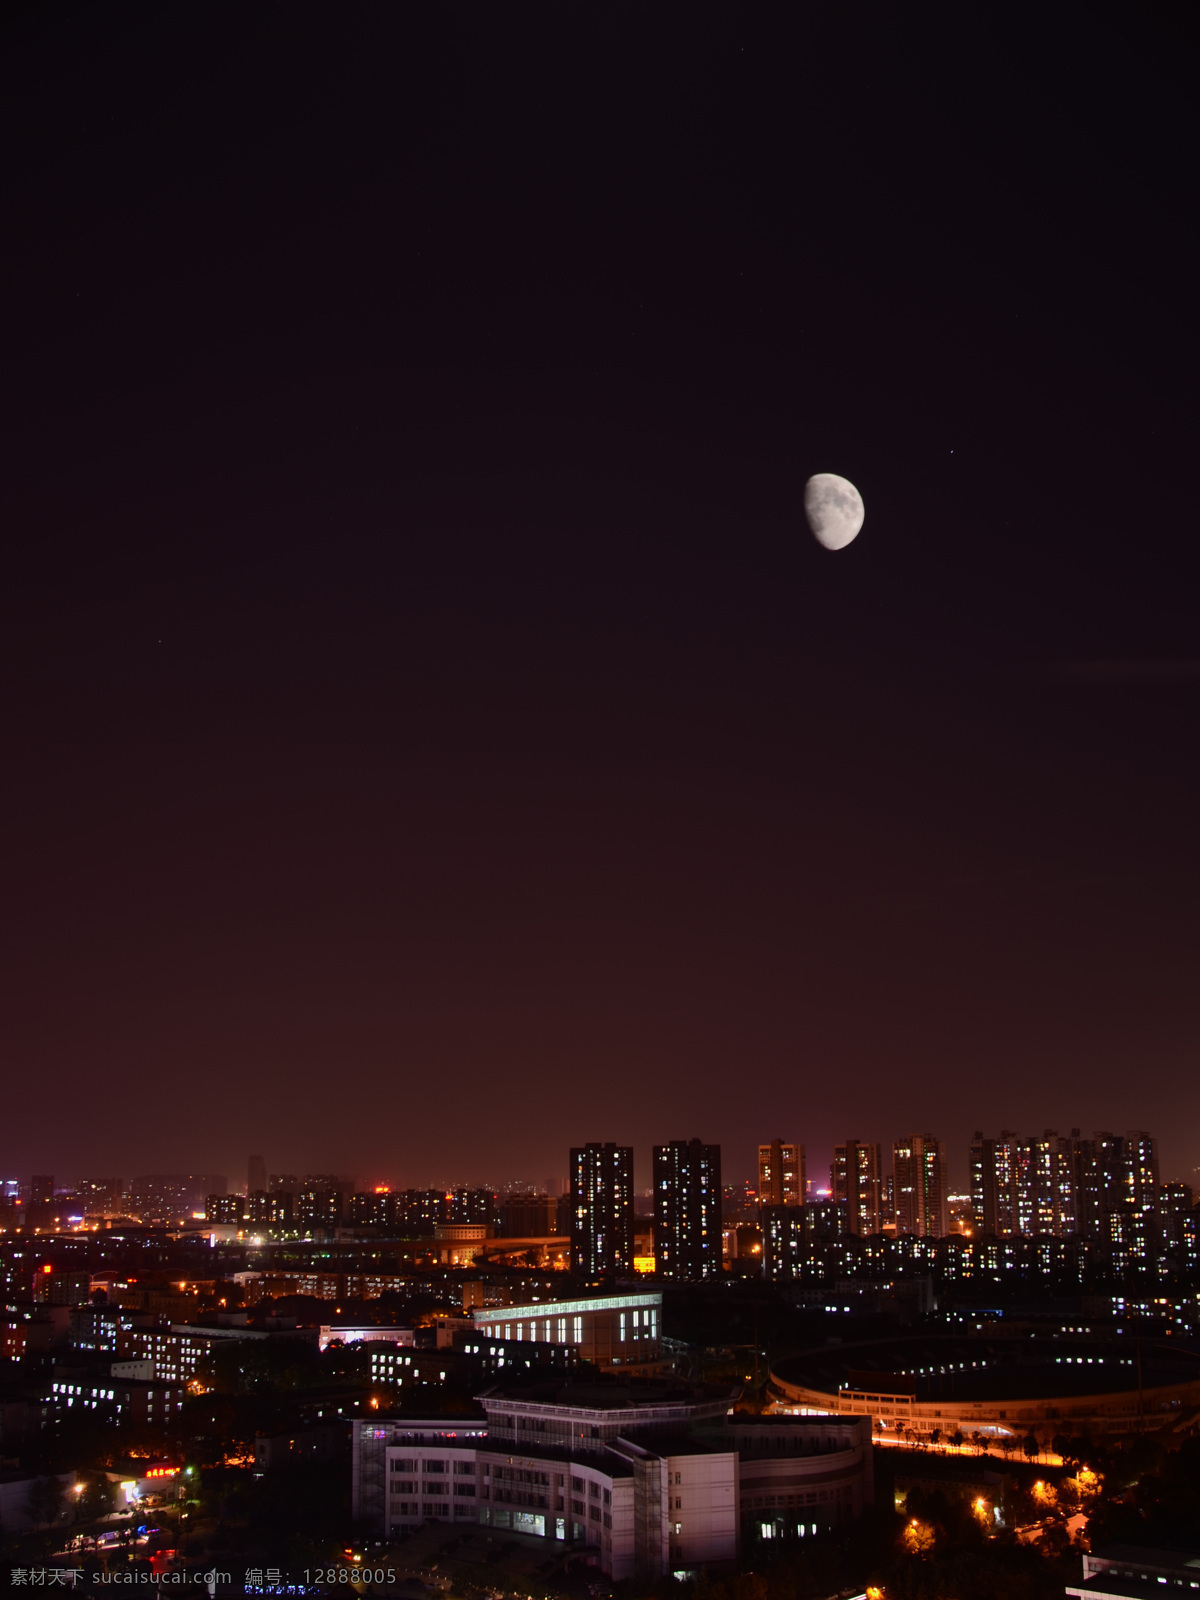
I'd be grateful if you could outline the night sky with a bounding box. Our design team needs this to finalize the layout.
[2,5,1196,1193]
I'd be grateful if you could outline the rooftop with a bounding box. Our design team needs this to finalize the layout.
[1090,1545,1200,1574]
[473,1291,661,1322]
[774,1335,1200,1405]
[482,1377,732,1413]
[1067,1580,1200,1600]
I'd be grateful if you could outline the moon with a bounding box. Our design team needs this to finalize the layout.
[804,472,865,550]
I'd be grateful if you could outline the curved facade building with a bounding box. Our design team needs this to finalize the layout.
[770,1335,1200,1440]
[354,1385,873,1579]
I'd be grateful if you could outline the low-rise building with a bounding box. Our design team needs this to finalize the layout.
[1067,1544,1200,1599]
[69,1303,126,1353]
[452,1331,581,1378]
[433,1223,493,1266]
[319,1324,416,1353]
[254,1423,346,1473]
[472,1291,666,1374]
[353,1384,873,1580]
[1,1306,68,1360]
[368,1334,580,1394]
[50,1369,185,1428]
[32,1268,92,1306]
[119,1324,224,1384]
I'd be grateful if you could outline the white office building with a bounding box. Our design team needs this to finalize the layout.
[353,1384,872,1580]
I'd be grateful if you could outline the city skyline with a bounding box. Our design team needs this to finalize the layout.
[6,1118,1199,1200]
[5,1119,1193,1215]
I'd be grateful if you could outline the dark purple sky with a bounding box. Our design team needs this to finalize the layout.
[2,5,1196,1193]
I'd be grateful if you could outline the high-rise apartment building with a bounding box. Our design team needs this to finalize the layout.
[499,1191,559,1237]
[246,1190,293,1227]
[296,1187,346,1229]
[397,1189,449,1235]
[969,1131,1020,1236]
[1123,1131,1160,1219]
[880,1173,896,1231]
[1072,1133,1120,1241]
[1020,1132,1078,1237]
[1160,1182,1194,1249]
[757,1141,805,1208]
[762,1199,852,1280]
[348,1191,394,1230]
[1160,1183,1198,1273]
[205,1194,245,1224]
[1108,1130,1160,1273]
[247,1155,267,1197]
[831,1140,883,1236]
[893,1135,948,1238]
[128,1175,226,1223]
[970,1130,1074,1238]
[446,1187,499,1226]
[970,1128,1160,1265]
[654,1139,723,1280]
[77,1178,125,1216]
[569,1144,634,1278]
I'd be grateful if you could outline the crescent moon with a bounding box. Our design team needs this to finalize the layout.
[804,473,865,550]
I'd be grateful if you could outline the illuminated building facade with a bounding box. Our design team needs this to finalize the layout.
[119,1325,215,1383]
[76,1178,125,1217]
[971,1128,1161,1266]
[762,1202,854,1282]
[344,1188,472,1235]
[32,1268,91,1306]
[969,1131,1016,1236]
[757,1141,805,1208]
[473,1290,663,1372]
[892,1135,949,1238]
[245,1189,293,1227]
[347,1191,395,1229]
[205,1194,244,1225]
[1018,1132,1078,1237]
[68,1305,123,1353]
[831,1141,883,1236]
[569,1144,633,1279]
[1161,1181,1196,1264]
[50,1373,185,1429]
[127,1174,225,1224]
[295,1188,346,1229]
[446,1188,499,1225]
[654,1139,722,1281]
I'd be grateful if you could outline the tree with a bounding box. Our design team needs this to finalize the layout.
[76,1476,115,1521]
[901,1516,936,1555]
[173,1391,260,1467]
[25,1475,67,1529]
